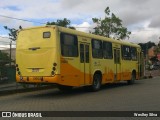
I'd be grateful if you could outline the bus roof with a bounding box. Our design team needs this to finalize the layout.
[57,26,140,48]
[18,25,140,48]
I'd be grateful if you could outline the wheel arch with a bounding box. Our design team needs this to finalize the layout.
[93,70,102,79]
[132,69,136,78]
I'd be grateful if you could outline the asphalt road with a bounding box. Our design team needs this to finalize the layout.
[0,77,160,120]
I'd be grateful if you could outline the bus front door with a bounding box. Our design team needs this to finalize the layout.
[114,48,121,81]
[80,43,90,85]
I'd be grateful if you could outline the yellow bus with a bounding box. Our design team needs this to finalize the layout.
[16,25,142,91]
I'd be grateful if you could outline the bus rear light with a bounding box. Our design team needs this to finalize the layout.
[16,64,18,67]
[53,63,57,66]
[51,71,55,75]
[18,71,21,75]
[52,67,56,71]
[16,68,19,71]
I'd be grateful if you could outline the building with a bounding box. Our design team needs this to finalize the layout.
[157,53,160,61]
[148,46,156,59]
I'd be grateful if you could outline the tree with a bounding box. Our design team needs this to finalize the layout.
[154,41,160,56]
[3,26,21,41]
[46,18,75,29]
[4,18,75,41]
[3,26,21,66]
[0,51,10,66]
[138,41,156,57]
[92,7,131,40]
[0,51,10,78]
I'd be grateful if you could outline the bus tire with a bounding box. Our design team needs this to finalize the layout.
[91,73,102,91]
[57,85,73,92]
[127,72,136,85]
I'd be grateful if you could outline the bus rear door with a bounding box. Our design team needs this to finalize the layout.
[114,48,121,81]
[79,43,91,85]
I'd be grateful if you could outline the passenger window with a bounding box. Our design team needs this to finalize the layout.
[121,45,131,60]
[92,39,103,58]
[103,41,113,59]
[131,47,137,60]
[60,33,78,57]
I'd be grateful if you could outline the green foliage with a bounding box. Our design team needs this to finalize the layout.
[46,18,75,29]
[138,41,156,57]
[92,7,131,40]
[0,51,10,66]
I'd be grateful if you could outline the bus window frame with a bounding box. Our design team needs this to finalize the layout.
[60,32,78,57]
[43,31,51,38]
[91,39,103,59]
[121,45,131,60]
[131,47,137,61]
[103,41,113,59]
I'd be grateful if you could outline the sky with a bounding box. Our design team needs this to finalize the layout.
[0,0,160,49]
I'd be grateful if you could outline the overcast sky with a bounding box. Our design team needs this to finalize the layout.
[0,0,160,46]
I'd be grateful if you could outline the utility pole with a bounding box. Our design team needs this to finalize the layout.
[9,40,12,67]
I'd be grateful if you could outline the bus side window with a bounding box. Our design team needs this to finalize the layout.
[103,41,113,59]
[60,33,78,57]
[92,39,103,59]
[131,47,137,60]
[121,45,131,60]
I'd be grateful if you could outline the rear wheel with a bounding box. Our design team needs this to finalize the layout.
[127,72,136,85]
[58,85,73,92]
[91,73,102,91]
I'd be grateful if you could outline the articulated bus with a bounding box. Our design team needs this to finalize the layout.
[16,25,143,91]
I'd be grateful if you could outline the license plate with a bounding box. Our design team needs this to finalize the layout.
[33,77,42,80]
[32,68,39,72]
